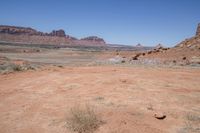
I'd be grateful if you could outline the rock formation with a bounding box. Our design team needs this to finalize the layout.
[136,43,143,47]
[176,36,200,49]
[80,36,105,44]
[176,23,200,49]
[143,23,200,66]
[49,30,66,37]
[196,23,200,36]
[0,25,38,35]
[81,36,104,42]
[155,44,164,49]
[0,25,106,46]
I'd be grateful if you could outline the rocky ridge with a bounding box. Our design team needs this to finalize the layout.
[0,25,106,46]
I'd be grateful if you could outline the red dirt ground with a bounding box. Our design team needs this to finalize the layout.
[0,66,200,133]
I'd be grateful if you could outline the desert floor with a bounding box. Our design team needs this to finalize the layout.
[0,65,200,133]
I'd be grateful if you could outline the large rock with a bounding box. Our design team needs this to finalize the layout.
[196,23,200,36]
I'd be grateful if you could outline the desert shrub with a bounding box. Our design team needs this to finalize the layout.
[121,60,125,63]
[66,105,103,133]
[57,65,64,68]
[0,64,22,74]
[0,65,7,71]
[12,64,23,71]
[0,63,38,74]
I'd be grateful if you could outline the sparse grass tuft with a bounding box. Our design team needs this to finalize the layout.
[178,112,200,133]
[186,113,200,122]
[94,96,104,101]
[66,105,103,133]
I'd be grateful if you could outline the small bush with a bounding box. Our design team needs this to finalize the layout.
[66,105,103,133]
[121,60,125,63]
[12,65,23,71]
[0,63,38,74]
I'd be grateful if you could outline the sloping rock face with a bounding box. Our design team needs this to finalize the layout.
[131,23,200,66]
[176,35,200,49]
[139,23,200,65]
[176,23,200,49]
[0,25,106,46]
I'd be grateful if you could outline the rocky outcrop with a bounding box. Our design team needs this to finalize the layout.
[80,36,105,44]
[196,23,200,36]
[49,30,66,37]
[142,23,200,66]
[176,36,200,49]
[0,25,106,46]
[0,25,38,35]
[155,44,164,49]
[81,36,105,42]
[0,25,67,37]
[176,23,200,49]
[136,43,143,47]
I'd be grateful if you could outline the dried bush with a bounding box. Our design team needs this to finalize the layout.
[66,105,103,133]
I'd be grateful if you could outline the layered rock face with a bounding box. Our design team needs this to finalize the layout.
[0,25,38,35]
[0,25,106,46]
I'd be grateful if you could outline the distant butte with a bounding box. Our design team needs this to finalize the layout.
[0,25,106,46]
[136,43,143,47]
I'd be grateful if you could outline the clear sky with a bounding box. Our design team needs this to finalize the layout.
[0,0,200,46]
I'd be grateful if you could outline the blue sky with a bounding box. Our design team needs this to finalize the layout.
[0,0,200,46]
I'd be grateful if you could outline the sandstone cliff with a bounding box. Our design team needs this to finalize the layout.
[0,25,106,46]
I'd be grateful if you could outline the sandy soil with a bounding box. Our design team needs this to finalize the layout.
[0,66,200,133]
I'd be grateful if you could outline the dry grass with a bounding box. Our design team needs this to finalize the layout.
[178,112,200,133]
[66,105,103,133]
[0,63,37,74]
